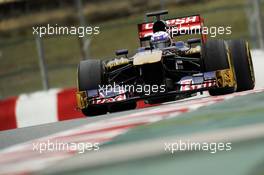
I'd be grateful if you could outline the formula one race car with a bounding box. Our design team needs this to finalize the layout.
[76,10,255,116]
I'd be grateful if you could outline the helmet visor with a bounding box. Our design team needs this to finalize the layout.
[152,40,170,49]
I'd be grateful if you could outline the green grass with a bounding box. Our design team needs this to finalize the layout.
[0,0,256,98]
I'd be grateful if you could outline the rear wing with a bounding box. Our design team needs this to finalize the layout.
[138,15,206,44]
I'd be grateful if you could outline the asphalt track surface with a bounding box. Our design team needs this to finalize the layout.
[0,108,144,149]
[0,50,264,175]
[0,92,216,149]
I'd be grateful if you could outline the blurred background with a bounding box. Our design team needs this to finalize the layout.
[0,0,263,99]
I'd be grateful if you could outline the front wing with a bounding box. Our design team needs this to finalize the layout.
[76,69,235,110]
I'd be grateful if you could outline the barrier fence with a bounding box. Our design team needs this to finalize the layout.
[0,0,263,99]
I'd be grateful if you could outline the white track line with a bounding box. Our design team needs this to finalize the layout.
[41,122,264,174]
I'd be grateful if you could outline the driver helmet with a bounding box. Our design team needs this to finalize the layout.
[150,31,171,49]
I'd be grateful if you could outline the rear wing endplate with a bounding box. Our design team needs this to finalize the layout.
[138,15,206,43]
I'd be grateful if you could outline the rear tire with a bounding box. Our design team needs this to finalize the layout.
[202,39,235,96]
[78,59,108,116]
[227,39,255,91]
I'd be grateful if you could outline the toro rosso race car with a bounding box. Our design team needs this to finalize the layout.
[76,10,255,116]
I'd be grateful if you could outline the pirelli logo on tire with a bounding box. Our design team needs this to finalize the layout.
[215,69,236,88]
[76,91,88,110]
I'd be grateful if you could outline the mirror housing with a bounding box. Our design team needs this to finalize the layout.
[115,49,128,57]
[187,38,201,45]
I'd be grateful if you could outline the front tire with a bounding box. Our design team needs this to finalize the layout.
[78,59,108,116]
[202,39,236,96]
[227,39,255,92]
